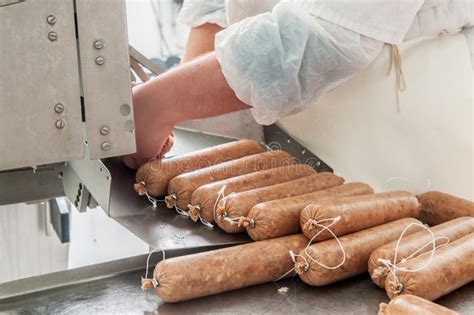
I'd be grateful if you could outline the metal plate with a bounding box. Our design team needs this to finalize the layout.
[264,124,333,173]
[0,168,64,206]
[103,128,249,249]
[0,0,83,171]
[75,0,136,160]
[1,269,473,314]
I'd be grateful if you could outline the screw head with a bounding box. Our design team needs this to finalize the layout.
[47,15,57,25]
[54,103,64,113]
[94,40,104,50]
[101,142,111,150]
[48,31,58,41]
[100,126,110,135]
[55,119,66,129]
[95,56,105,66]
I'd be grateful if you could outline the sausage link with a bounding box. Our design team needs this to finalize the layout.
[216,172,345,233]
[385,233,474,301]
[417,191,474,226]
[146,234,308,303]
[244,183,374,241]
[296,218,424,286]
[165,150,295,210]
[188,164,316,223]
[135,139,263,197]
[300,191,420,242]
[369,217,474,288]
[378,295,459,315]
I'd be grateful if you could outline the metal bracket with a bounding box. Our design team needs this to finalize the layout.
[263,124,333,173]
[129,45,166,84]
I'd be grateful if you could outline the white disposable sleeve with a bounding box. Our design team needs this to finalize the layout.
[178,0,228,28]
[215,2,384,125]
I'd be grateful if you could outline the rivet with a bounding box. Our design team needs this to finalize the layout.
[47,15,57,26]
[48,31,58,41]
[95,56,105,66]
[101,142,111,150]
[100,126,110,135]
[54,103,64,113]
[55,119,65,129]
[94,40,104,50]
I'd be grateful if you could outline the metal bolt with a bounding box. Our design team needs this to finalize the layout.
[54,103,64,113]
[101,142,111,150]
[100,126,110,135]
[48,31,58,41]
[55,119,65,129]
[95,56,105,66]
[94,40,104,50]
[47,15,57,25]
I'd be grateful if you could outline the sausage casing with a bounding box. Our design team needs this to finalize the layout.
[244,182,374,241]
[216,172,345,233]
[417,191,474,226]
[296,218,424,286]
[188,164,316,223]
[166,150,295,210]
[378,295,459,315]
[150,234,308,302]
[300,191,420,242]
[135,139,263,197]
[369,217,474,288]
[384,233,474,301]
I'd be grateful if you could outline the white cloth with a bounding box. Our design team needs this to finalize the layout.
[216,4,383,124]
[178,0,227,28]
[179,0,474,124]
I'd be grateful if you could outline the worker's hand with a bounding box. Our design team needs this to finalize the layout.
[122,84,175,169]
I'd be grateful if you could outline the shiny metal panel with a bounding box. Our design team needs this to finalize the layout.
[1,270,473,314]
[75,0,136,159]
[0,0,83,171]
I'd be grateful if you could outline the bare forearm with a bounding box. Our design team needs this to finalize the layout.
[181,23,223,63]
[134,52,250,125]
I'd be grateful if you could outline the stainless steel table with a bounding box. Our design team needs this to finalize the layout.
[1,269,473,314]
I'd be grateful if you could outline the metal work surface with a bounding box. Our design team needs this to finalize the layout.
[104,128,250,249]
[1,269,473,314]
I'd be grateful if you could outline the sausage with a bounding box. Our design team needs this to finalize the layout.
[417,191,474,226]
[295,218,424,286]
[378,295,459,315]
[134,139,263,197]
[215,172,345,233]
[369,217,474,288]
[142,234,308,303]
[242,183,374,241]
[300,191,420,242]
[384,233,474,301]
[164,150,295,211]
[188,164,316,224]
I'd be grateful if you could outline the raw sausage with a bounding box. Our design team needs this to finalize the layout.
[378,295,459,315]
[134,139,263,197]
[417,191,474,226]
[295,218,424,286]
[369,217,474,288]
[216,172,345,233]
[142,234,308,302]
[188,164,316,224]
[242,183,374,241]
[300,191,420,242]
[165,150,295,211]
[384,233,474,301]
